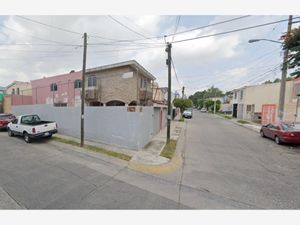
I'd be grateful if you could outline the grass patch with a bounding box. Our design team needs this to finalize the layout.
[53,136,132,161]
[179,115,185,122]
[160,139,177,159]
[217,113,232,119]
[237,120,250,124]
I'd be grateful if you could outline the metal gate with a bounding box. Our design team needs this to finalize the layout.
[261,104,276,125]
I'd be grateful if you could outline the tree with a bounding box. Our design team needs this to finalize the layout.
[264,80,272,84]
[173,99,193,113]
[188,86,224,106]
[282,26,300,77]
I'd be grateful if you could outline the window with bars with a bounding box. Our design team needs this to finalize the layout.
[50,83,58,92]
[88,76,97,87]
[74,79,82,89]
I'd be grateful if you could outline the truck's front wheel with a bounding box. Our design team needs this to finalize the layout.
[23,132,31,143]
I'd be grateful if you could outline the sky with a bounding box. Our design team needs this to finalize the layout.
[0,15,298,96]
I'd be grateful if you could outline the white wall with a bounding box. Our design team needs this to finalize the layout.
[12,105,167,150]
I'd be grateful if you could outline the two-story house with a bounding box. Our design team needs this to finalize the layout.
[232,80,296,124]
[31,70,82,107]
[232,87,246,119]
[85,60,156,106]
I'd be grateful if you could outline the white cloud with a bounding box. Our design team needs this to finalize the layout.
[0,15,285,96]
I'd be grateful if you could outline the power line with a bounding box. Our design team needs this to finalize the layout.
[0,22,75,45]
[230,64,282,90]
[167,15,250,38]
[171,58,182,89]
[107,15,159,43]
[17,16,84,36]
[0,43,81,46]
[171,16,181,43]
[17,15,129,42]
[172,17,300,44]
[123,16,156,37]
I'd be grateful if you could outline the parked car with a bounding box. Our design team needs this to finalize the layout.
[182,110,192,119]
[260,122,300,145]
[200,108,207,113]
[7,114,57,143]
[0,113,16,130]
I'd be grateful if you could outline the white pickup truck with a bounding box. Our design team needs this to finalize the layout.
[7,114,57,143]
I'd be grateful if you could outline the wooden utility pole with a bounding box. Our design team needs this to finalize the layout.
[166,43,172,144]
[182,86,185,99]
[80,33,87,147]
[278,15,293,121]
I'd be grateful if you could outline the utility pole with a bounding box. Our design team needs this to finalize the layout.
[182,86,185,99]
[166,43,172,144]
[278,15,293,121]
[80,32,87,147]
[213,89,217,114]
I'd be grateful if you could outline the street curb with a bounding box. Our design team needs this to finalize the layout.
[128,122,186,174]
[215,114,260,133]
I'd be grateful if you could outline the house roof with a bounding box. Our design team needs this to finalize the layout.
[31,71,82,83]
[6,81,30,89]
[86,60,156,80]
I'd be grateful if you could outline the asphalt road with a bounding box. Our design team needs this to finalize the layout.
[1,111,300,209]
[181,111,300,209]
[0,131,185,209]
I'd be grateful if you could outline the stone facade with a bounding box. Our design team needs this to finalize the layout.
[85,61,155,106]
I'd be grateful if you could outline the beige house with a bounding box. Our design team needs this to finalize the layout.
[85,60,156,106]
[232,80,297,123]
[6,81,32,96]
[152,82,167,105]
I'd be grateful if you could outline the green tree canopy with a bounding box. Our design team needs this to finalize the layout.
[282,26,300,77]
[173,98,193,113]
[188,86,224,107]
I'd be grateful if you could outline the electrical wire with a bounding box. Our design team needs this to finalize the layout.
[107,15,160,43]
[172,17,300,44]
[171,16,181,43]
[167,15,251,38]
[0,22,76,45]
[171,58,182,89]
[0,43,81,46]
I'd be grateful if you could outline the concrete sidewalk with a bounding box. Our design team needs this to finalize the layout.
[53,119,186,169]
[215,114,261,133]
[129,120,185,166]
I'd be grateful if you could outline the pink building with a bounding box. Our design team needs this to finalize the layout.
[31,71,82,107]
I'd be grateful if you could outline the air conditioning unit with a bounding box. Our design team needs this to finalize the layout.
[85,90,97,99]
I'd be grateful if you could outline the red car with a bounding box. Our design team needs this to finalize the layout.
[260,122,300,144]
[0,113,16,130]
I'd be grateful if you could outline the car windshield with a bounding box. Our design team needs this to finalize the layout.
[21,115,41,124]
[281,123,300,131]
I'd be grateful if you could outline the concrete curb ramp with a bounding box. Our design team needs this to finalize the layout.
[128,153,182,174]
[128,122,186,174]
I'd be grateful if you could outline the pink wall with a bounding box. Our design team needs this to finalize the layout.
[31,71,82,106]
[11,94,32,105]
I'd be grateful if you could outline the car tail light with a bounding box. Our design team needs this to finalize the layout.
[32,128,36,134]
[290,133,295,137]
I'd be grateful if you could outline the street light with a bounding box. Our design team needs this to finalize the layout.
[248,39,282,44]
